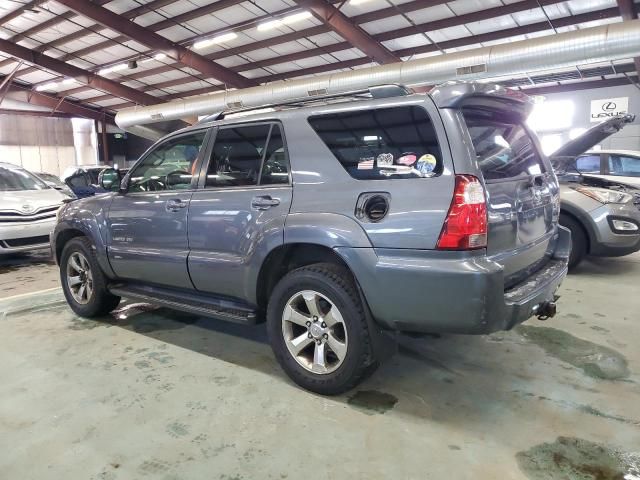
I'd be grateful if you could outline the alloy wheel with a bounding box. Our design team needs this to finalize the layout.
[66,252,94,305]
[282,290,348,374]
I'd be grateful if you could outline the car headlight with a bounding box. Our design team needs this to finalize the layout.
[56,205,65,222]
[575,186,633,204]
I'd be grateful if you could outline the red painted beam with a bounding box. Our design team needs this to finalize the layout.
[85,3,618,106]
[0,38,160,106]
[5,83,114,123]
[298,0,400,64]
[54,0,256,89]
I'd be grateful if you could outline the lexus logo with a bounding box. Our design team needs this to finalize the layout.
[602,101,617,112]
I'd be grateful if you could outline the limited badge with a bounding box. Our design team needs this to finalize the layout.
[357,157,374,170]
[376,153,394,167]
[417,154,437,175]
[397,153,417,166]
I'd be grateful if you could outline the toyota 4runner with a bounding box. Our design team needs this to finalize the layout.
[53,82,570,394]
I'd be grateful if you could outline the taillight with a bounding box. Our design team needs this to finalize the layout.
[437,175,487,250]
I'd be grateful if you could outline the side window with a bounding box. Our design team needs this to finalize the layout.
[609,155,640,177]
[260,125,289,185]
[128,131,206,193]
[205,124,285,188]
[575,155,601,173]
[308,106,443,180]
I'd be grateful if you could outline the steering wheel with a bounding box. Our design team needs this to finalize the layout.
[163,169,191,188]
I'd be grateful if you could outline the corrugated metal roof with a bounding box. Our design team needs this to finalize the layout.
[0,0,635,117]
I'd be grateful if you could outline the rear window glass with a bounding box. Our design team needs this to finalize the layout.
[308,106,442,180]
[462,110,545,181]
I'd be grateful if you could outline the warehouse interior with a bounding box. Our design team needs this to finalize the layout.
[1,1,639,479]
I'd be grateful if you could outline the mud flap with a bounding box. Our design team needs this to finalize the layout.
[355,282,397,364]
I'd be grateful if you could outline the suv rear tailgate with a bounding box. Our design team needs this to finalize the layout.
[462,107,560,287]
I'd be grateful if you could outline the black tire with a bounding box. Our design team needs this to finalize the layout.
[560,214,587,270]
[60,237,120,317]
[266,263,376,395]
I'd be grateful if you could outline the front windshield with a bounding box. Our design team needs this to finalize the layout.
[0,165,49,192]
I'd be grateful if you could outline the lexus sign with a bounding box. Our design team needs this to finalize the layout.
[590,97,629,122]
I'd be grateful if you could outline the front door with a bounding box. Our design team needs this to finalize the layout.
[106,129,209,289]
[188,122,292,302]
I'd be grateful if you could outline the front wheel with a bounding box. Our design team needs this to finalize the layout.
[560,214,587,270]
[60,237,120,317]
[267,263,376,395]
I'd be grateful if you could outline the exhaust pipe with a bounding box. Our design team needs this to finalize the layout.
[116,20,640,129]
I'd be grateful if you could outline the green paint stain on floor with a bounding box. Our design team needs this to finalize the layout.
[517,436,640,480]
[347,390,398,415]
[516,326,629,380]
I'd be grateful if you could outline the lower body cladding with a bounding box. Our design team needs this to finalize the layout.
[336,226,571,335]
[587,204,640,257]
[0,218,56,254]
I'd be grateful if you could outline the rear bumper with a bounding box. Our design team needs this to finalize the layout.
[336,226,570,334]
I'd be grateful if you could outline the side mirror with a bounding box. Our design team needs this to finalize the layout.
[98,168,121,192]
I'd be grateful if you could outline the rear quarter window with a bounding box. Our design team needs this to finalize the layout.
[308,105,442,180]
[462,109,545,181]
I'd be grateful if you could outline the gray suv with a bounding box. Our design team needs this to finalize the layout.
[53,83,570,394]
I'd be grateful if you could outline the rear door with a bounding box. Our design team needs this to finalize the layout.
[462,109,558,286]
[187,122,292,301]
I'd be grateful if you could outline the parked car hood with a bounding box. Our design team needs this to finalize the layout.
[0,188,67,212]
[551,114,635,166]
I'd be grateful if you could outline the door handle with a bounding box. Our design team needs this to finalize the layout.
[251,195,280,210]
[166,199,188,212]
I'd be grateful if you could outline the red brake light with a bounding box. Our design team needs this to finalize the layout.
[437,175,487,250]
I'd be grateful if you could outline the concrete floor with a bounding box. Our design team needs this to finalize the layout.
[0,252,639,480]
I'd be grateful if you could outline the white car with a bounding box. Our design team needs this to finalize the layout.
[0,163,68,254]
[574,148,640,188]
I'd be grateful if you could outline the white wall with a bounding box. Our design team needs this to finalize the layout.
[0,115,98,176]
[529,84,640,154]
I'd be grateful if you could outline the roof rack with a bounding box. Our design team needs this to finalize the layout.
[197,84,413,124]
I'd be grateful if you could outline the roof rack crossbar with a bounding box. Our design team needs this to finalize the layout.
[197,84,413,124]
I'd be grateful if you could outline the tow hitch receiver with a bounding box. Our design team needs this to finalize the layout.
[537,301,557,320]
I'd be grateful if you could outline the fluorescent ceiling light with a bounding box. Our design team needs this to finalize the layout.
[154,53,167,61]
[62,78,76,85]
[98,63,128,76]
[349,0,373,4]
[193,32,238,50]
[257,11,312,31]
[35,82,58,92]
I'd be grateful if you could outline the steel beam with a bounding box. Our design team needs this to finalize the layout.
[90,5,619,106]
[522,75,640,94]
[0,39,160,105]
[53,0,256,89]
[0,0,48,26]
[298,0,400,64]
[4,83,115,123]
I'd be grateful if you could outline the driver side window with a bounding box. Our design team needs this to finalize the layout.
[129,131,206,192]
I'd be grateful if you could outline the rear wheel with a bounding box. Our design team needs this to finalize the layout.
[60,237,120,317]
[267,263,376,395]
[560,214,587,270]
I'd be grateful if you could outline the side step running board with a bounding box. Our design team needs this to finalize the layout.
[109,283,258,325]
